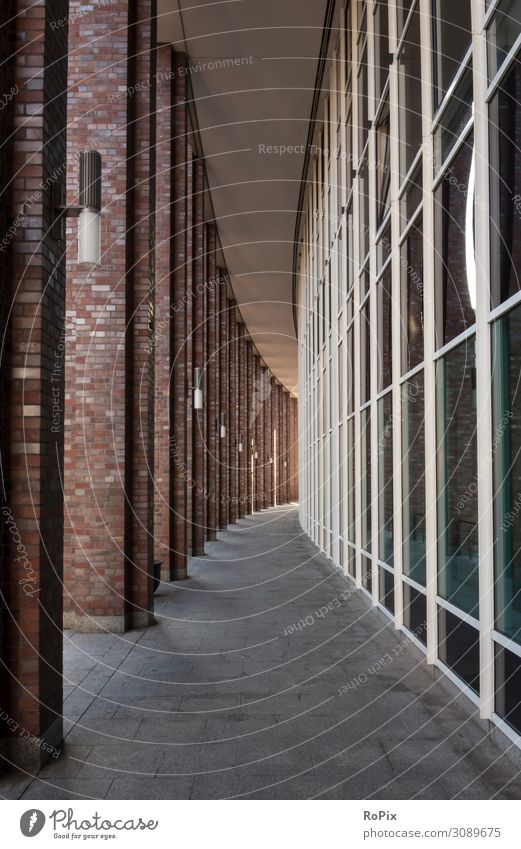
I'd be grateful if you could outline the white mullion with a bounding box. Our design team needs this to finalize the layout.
[368,1,379,606]
[472,0,495,721]
[353,0,363,589]
[419,0,438,666]
[389,0,404,629]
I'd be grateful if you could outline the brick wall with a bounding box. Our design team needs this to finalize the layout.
[1,0,68,770]
[64,0,156,631]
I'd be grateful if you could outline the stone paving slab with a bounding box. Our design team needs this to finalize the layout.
[5,506,521,799]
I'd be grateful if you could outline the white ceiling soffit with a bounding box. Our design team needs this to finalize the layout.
[157,0,330,394]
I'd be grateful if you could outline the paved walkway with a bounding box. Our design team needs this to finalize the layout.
[5,507,521,799]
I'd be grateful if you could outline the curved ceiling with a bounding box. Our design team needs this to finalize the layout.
[157,0,329,394]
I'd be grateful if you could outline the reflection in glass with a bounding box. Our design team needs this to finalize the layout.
[433,66,473,167]
[403,583,427,644]
[346,543,356,578]
[380,567,395,614]
[402,216,424,374]
[434,132,476,348]
[348,417,356,542]
[496,644,521,734]
[361,301,371,405]
[402,374,426,585]
[492,307,521,645]
[487,0,521,80]
[361,408,372,553]
[377,265,393,392]
[438,607,480,693]
[432,1,472,109]
[489,57,521,308]
[375,1,390,105]
[398,6,422,180]
[379,392,394,567]
[362,555,373,594]
[437,337,479,617]
[376,101,391,225]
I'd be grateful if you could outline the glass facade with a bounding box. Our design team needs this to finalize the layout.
[437,337,479,618]
[297,0,521,747]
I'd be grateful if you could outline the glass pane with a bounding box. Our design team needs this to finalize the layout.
[400,162,423,232]
[404,583,427,643]
[361,301,371,405]
[362,554,373,593]
[492,307,521,645]
[380,567,395,614]
[402,373,426,585]
[378,392,394,566]
[396,0,414,39]
[398,6,422,180]
[489,58,521,308]
[434,132,476,348]
[375,1,391,104]
[402,215,424,374]
[347,323,355,415]
[495,643,521,734]
[437,337,479,617]
[359,154,370,261]
[433,66,473,168]
[348,417,356,541]
[346,543,356,578]
[358,47,370,156]
[432,0,472,110]
[438,607,480,693]
[376,101,391,225]
[361,408,372,552]
[488,0,521,80]
[376,221,391,275]
[377,264,393,391]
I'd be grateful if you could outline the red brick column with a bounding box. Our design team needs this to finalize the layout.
[206,226,218,540]
[258,363,266,509]
[238,335,247,518]
[272,382,278,505]
[246,341,254,514]
[153,43,174,581]
[171,53,190,579]
[127,0,156,626]
[219,282,229,528]
[184,148,194,557]
[264,370,274,507]
[228,306,238,524]
[64,0,156,630]
[276,384,283,505]
[1,0,68,770]
[287,393,294,503]
[192,158,205,555]
[291,396,299,502]
[283,391,289,504]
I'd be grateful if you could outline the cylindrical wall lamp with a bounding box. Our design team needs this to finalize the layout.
[56,150,102,268]
[220,413,226,439]
[238,434,243,453]
[192,367,203,410]
[78,151,102,267]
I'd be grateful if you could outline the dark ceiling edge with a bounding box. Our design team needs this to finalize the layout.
[291,0,337,335]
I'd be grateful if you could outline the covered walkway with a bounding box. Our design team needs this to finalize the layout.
[6,508,521,801]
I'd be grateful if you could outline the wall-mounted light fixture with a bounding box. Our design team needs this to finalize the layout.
[190,367,203,410]
[220,413,226,439]
[238,434,243,453]
[56,150,102,268]
[269,456,273,464]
